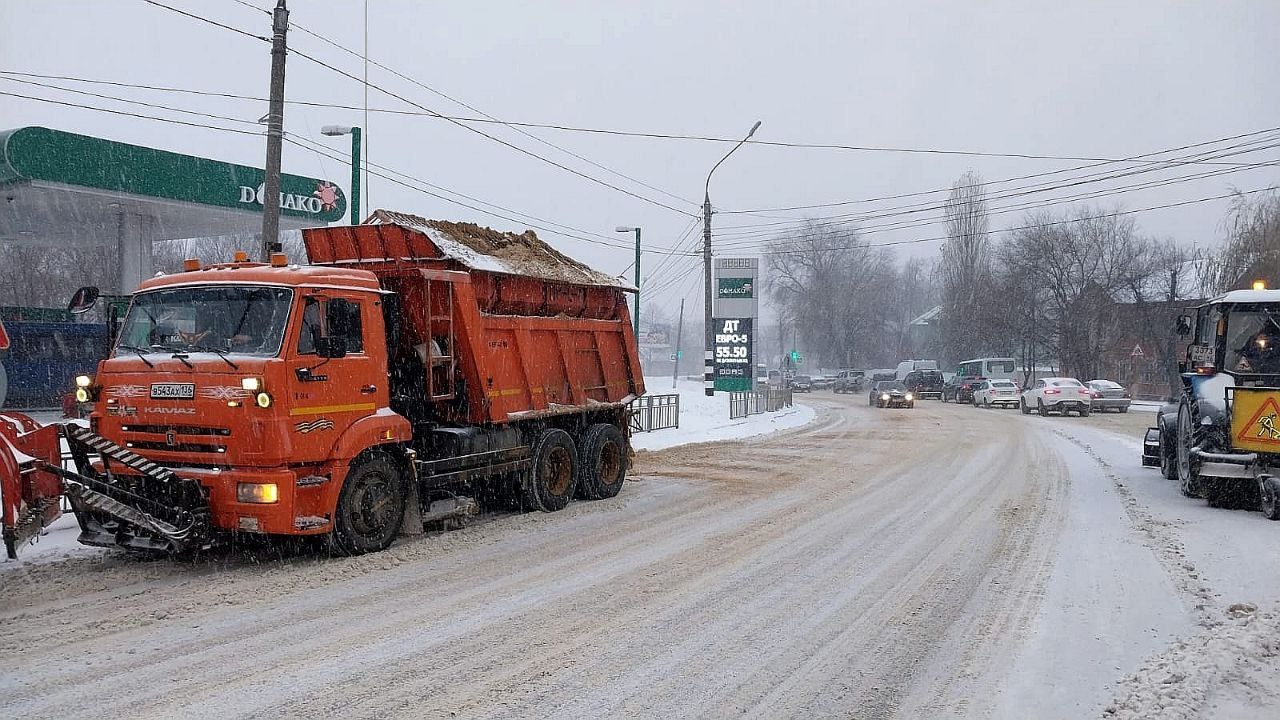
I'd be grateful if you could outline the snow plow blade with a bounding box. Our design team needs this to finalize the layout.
[0,413,64,560]
[0,417,214,559]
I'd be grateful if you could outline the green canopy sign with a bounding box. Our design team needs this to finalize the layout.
[0,126,346,223]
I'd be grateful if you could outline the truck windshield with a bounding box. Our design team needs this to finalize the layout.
[116,286,294,358]
[1225,307,1280,374]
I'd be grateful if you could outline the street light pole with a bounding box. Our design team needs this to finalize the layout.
[322,125,361,224]
[615,226,642,335]
[703,120,761,396]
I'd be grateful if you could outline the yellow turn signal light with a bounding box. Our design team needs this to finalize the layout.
[237,483,279,504]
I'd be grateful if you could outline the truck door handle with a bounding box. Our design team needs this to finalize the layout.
[360,385,377,394]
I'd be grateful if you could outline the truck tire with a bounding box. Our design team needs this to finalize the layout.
[1176,401,1206,499]
[524,429,578,512]
[332,453,406,555]
[1260,476,1280,520]
[577,423,627,500]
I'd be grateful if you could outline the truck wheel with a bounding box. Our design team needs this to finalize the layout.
[1177,401,1206,498]
[524,429,578,512]
[332,453,406,555]
[578,423,627,500]
[1260,476,1280,520]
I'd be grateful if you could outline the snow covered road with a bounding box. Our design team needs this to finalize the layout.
[1,394,1275,718]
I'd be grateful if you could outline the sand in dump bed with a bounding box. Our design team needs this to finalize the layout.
[367,209,631,289]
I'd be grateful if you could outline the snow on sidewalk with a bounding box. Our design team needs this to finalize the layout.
[631,378,816,452]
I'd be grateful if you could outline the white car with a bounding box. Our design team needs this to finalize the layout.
[972,378,1020,408]
[1020,377,1092,416]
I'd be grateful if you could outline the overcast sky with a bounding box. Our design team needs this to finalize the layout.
[2,0,1278,320]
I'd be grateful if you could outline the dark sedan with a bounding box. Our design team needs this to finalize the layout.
[792,374,813,392]
[942,375,985,404]
[869,380,914,409]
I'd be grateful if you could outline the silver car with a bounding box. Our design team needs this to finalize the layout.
[1086,379,1132,413]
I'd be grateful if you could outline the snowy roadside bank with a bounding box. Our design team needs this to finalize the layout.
[631,378,816,452]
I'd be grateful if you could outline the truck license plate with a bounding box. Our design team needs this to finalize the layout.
[150,383,195,399]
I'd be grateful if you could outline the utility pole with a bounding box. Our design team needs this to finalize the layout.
[672,298,685,389]
[1166,264,1180,398]
[260,0,289,259]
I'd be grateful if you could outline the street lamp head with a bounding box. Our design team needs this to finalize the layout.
[321,125,355,136]
[615,226,637,233]
[747,120,762,138]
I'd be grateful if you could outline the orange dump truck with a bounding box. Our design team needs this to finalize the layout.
[0,211,644,557]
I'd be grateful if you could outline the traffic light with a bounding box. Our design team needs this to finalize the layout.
[789,350,799,361]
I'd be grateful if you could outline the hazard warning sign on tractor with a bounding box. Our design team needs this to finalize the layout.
[1231,387,1280,452]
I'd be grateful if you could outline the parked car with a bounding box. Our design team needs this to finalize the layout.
[942,375,984,404]
[903,369,945,400]
[833,369,865,394]
[792,374,813,392]
[972,378,1020,408]
[1086,379,1131,413]
[811,375,834,390]
[870,380,914,409]
[1020,377,1092,416]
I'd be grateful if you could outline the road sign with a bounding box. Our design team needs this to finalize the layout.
[1131,344,1145,358]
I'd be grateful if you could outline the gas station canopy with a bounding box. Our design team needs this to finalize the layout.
[0,126,347,291]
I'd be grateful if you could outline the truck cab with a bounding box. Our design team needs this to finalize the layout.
[81,255,411,549]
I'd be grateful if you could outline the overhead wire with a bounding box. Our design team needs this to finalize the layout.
[136,0,696,216]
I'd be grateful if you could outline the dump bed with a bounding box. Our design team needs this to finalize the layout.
[303,211,645,425]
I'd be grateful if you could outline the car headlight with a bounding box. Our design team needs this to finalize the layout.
[881,393,890,400]
[905,393,914,401]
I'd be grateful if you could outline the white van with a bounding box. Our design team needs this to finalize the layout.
[895,359,939,381]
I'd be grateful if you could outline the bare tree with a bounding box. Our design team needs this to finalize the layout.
[939,171,994,364]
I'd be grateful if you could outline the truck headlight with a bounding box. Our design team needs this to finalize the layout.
[75,375,93,388]
[241,377,261,392]
[237,483,278,504]
[255,392,272,408]
[75,388,90,403]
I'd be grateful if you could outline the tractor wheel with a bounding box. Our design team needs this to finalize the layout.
[577,423,627,500]
[1260,476,1280,520]
[332,453,406,555]
[1177,400,1206,499]
[523,429,578,512]
[1160,426,1179,480]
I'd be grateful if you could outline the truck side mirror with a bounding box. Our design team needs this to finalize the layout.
[316,335,348,359]
[68,286,100,315]
[1175,315,1192,336]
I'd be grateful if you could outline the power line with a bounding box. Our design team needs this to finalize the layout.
[712,160,1279,252]
[138,0,269,43]
[707,136,1280,244]
[1,82,692,256]
[6,66,1270,174]
[759,187,1279,256]
[135,0,696,216]
[282,17,699,209]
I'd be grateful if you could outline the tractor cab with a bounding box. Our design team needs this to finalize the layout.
[1181,288,1280,381]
